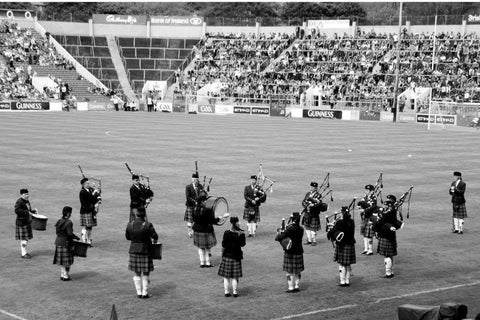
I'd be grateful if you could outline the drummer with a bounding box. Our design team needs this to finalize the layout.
[14,188,38,259]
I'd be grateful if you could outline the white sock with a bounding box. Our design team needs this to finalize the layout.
[252,223,257,234]
[20,240,28,256]
[133,276,142,295]
[345,266,351,284]
[287,274,293,290]
[459,219,464,232]
[339,265,346,284]
[294,274,300,289]
[305,230,311,242]
[232,279,238,294]
[385,257,393,275]
[363,238,368,251]
[453,218,459,231]
[367,239,373,253]
[205,249,211,265]
[311,231,316,243]
[81,228,87,242]
[223,278,230,294]
[61,266,67,278]
[247,223,252,234]
[87,229,92,242]
[198,248,205,265]
[141,275,149,296]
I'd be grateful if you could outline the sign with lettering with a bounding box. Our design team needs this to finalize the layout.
[92,14,147,25]
[233,106,251,114]
[150,16,204,26]
[11,101,49,111]
[303,109,342,119]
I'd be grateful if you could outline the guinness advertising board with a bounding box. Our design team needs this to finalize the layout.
[11,101,50,111]
[303,109,342,119]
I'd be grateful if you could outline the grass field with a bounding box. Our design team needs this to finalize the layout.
[0,112,479,320]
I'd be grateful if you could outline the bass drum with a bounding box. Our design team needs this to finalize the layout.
[205,196,229,218]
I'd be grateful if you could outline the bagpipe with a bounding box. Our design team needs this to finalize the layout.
[275,216,294,251]
[365,173,383,205]
[370,185,413,236]
[194,161,229,225]
[325,198,357,244]
[302,172,333,214]
[255,163,276,197]
[125,162,154,208]
[77,164,102,214]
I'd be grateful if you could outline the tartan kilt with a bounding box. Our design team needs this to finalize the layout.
[218,257,242,278]
[360,221,374,238]
[15,224,33,240]
[193,231,217,249]
[377,237,397,257]
[333,243,356,265]
[243,207,260,222]
[303,214,321,231]
[453,203,467,219]
[128,253,154,273]
[184,206,194,223]
[283,253,304,274]
[53,245,74,267]
[80,212,97,227]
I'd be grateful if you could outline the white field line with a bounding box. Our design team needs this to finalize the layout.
[0,309,29,320]
[271,280,480,320]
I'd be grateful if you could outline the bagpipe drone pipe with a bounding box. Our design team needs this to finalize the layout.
[125,162,154,207]
[254,163,276,203]
[326,198,356,245]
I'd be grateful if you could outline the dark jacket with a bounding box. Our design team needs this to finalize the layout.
[14,197,35,227]
[125,217,158,254]
[192,203,220,233]
[130,184,154,209]
[330,217,356,246]
[54,218,80,246]
[185,183,202,207]
[450,179,466,205]
[301,191,323,216]
[222,230,246,260]
[275,223,304,254]
[376,206,399,240]
[244,185,266,209]
[79,187,100,214]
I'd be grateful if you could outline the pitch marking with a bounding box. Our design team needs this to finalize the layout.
[0,309,29,320]
[270,304,358,320]
[271,280,480,320]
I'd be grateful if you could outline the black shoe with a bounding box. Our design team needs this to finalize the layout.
[344,283,350,287]
[233,293,238,298]
[142,294,152,299]
[458,231,463,234]
[385,274,394,278]
[361,250,368,254]
[205,264,214,268]
[304,241,312,245]
[21,253,32,259]
[200,265,206,268]
[224,293,231,297]
[285,289,295,293]
[137,295,142,299]
[452,230,458,233]
[366,252,373,256]
[293,288,299,292]
[248,234,252,237]
[339,283,347,287]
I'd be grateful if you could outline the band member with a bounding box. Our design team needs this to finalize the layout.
[218,216,246,297]
[15,188,37,259]
[53,206,80,281]
[275,212,304,293]
[126,207,158,299]
[79,178,101,245]
[193,193,226,268]
[375,195,403,278]
[327,206,356,287]
[130,174,154,222]
[301,181,323,246]
[363,184,377,206]
[185,173,203,237]
[357,200,376,255]
[243,175,267,237]
[450,171,467,234]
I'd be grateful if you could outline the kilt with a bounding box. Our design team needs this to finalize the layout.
[333,243,356,265]
[184,206,194,223]
[218,257,242,279]
[302,214,321,231]
[283,253,304,274]
[193,231,217,249]
[453,203,467,219]
[128,253,154,273]
[360,221,374,238]
[377,237,397,257]
[80,212,97,227]
[15,224,33,240]
[53,245,74,267]
[243,207,260,222]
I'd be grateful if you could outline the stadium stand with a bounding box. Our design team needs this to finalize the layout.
[116,36,200,92]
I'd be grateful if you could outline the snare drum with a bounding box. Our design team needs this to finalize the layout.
[204,196,229,217]
[31,214,48,231]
